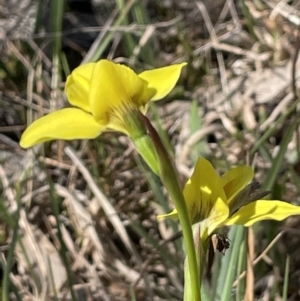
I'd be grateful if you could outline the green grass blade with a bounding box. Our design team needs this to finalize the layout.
[235,237,246,301]
[262,117,298,190]
[131,1,154,64]
[51,0,64,55]
[282,255,290,301]
[201,283,211,301]
[83,0,136,63]
[238,0,258,40]
[288,165,300,195]
[217,226,245,301]
[250,99,300,157]
[115,0,136,57]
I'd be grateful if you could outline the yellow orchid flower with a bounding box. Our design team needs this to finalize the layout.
[20,60,186,148]
[158,157,300,242]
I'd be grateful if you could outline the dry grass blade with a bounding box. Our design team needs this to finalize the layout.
[0,165,16,210]
[195,1,228,94]
[64,146,153,297]
[233,231,286,287]
[64,146,139,261]
[82,0,137,63]
[16,209,67,298]
[54,184,106,262]
[4,0,300,299]
[245,228,255,301]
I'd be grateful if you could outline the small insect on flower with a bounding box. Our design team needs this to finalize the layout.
[159,157,300,243]
[207,233,231,276]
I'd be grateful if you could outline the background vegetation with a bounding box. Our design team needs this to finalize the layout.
[1,0,300,300]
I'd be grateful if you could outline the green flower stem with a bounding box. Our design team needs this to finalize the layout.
[127,108,160,175]
[134,135,160,175]
[184,225,207,300]
[142,114,201,301]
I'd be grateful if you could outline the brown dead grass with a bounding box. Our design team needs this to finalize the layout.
[2,0,300,300]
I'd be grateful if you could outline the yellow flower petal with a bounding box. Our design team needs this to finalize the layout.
[89,60,155,123]
[139,63,187,101]
[221,165,254,203]
[65,63,95,112]
[224,200,300,227]
[20,108,104,148]
[157,209,178,220]
[183,158,229,233]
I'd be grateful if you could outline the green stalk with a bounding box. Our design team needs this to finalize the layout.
[142,115,201,301]
[134,135,160,175]
[127,107,160,175]
[184,225,207,300]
